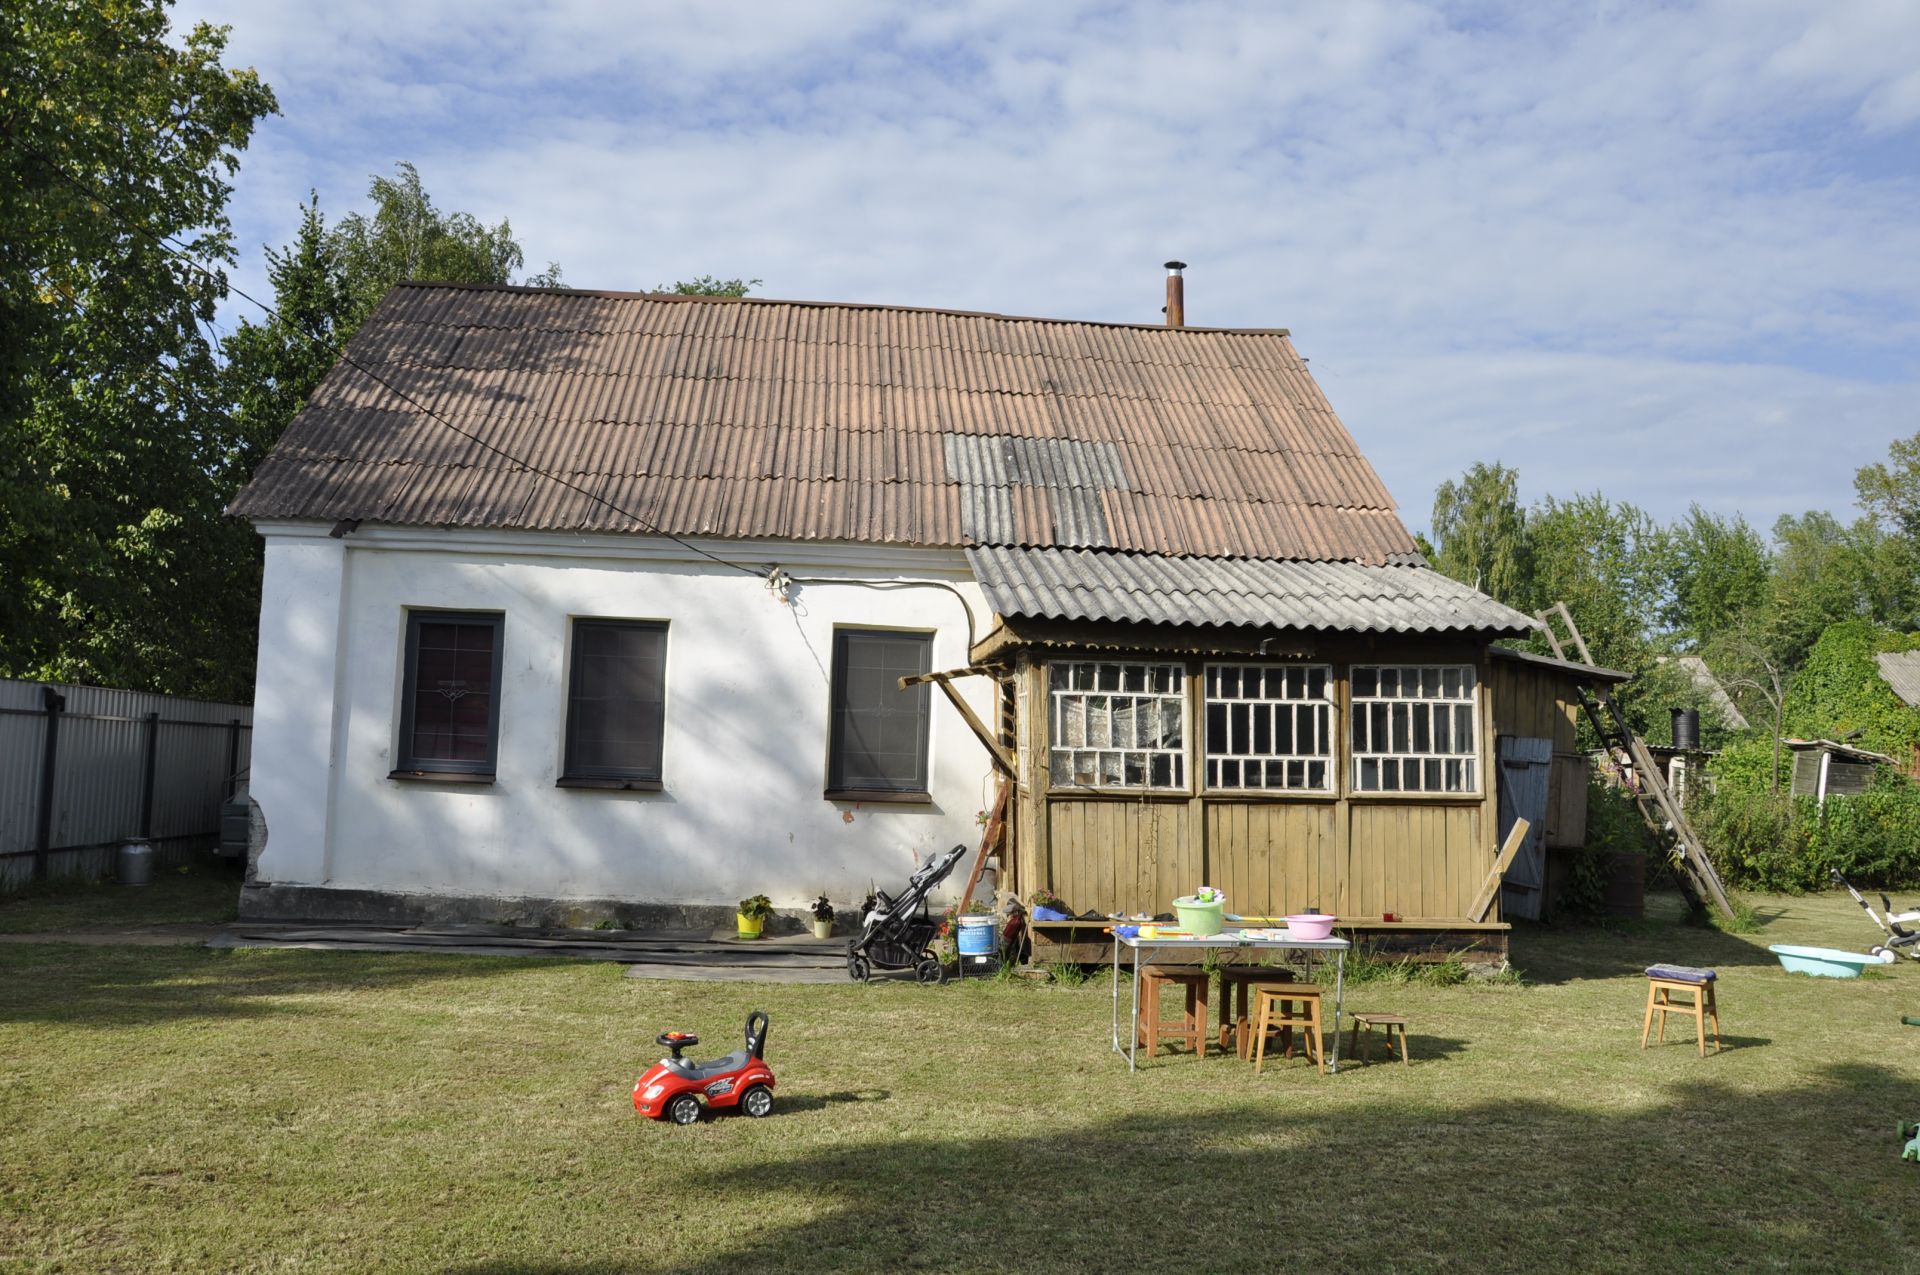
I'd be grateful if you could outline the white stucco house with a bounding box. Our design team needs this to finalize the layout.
[230,276,1539,930]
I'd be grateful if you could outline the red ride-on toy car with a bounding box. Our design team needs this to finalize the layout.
[633,1010,775,1124]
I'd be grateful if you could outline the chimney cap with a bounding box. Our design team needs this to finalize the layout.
[1164,260,1187,273]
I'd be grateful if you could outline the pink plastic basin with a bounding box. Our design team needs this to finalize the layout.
[1285,914,1337,941]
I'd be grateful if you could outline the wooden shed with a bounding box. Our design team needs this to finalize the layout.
[956,550,1606,966]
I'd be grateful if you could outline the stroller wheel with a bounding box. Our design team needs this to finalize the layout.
[915,954,947,985]
[848,953,871,983]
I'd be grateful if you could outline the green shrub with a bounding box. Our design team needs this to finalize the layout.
[1697,757,1920,892]
[1783,621,1920,760]
[1799,774,1920,888]
[1555,777,1654,922]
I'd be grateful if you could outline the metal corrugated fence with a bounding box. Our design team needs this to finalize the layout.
[0,679,252,892]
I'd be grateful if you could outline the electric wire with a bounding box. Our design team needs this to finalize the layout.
[12,136,986,650]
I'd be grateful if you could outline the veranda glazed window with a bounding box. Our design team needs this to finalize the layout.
[397,611,504,777]
[1049,662,1186,790]
[562,620,667,787]
[1349,664,1479,794]
[827,630,933,797]
[1204,664,1333,792]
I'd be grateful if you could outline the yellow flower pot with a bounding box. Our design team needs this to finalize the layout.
[736,912,765,940]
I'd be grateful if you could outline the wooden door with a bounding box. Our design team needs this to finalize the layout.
[1497,736,1552,921]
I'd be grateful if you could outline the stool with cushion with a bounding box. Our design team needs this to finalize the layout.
[1138,966,1210,1058]
[1218,965,1303,1058]
[1641,964,1721,1056]
[1251,984,1325,1074]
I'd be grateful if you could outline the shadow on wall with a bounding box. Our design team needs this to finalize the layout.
[441,1063,1916,1274]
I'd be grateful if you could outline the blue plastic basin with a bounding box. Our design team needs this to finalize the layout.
[1768,944,1876,978]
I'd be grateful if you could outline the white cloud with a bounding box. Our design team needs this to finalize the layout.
[173,0,1920,528]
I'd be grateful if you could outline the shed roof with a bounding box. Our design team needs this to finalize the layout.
[229,283,1420,564]
[1875,651,1920,709]
[1489,645,1630,684]
[966,544,1537,636]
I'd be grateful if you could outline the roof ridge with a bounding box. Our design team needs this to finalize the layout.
[388,280,1293,337]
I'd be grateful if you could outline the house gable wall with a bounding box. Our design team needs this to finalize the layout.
[245,523,997,919]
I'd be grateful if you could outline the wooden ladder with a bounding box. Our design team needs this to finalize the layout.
[1536,602,1735,920]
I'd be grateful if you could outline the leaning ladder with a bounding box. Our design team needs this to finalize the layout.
[1537,602,1736,920]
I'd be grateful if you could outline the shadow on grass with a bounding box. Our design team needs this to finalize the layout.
[0,944,559,1029]
[446,1062,1918,1275]
[1511,892,1783,986]
[776,1089,891,1114]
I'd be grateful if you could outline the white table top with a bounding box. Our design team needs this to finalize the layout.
[1116,929,1350,951]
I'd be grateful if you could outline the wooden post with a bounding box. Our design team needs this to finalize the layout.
[139,711,160,839]
[224,717,243,800]
[32,687,65,883]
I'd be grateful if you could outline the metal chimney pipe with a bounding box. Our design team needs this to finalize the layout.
[1164,260,1186,328]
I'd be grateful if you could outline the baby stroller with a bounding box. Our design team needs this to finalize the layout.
[1832,869,1920,962]
[846,843,967,984]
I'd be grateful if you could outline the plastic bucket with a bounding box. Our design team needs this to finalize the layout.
[1174,895,1225,936]
[957,915,996,956]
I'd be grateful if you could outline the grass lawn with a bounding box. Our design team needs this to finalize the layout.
[2,887,1916,1273]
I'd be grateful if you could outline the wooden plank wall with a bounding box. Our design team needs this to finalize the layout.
[1047,798,1199,917]
[1205,802,1339,918]
[1491,660,1590,850]
[1010,641,1531,923]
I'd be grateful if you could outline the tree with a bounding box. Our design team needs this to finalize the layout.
[1525,493,1669,678]
[0,2,277,698]
[1855,429,1920,545]
[653,276,761,297]
[1428,462,1531,606]
[1768,511,1919,671]
[1662,505,1772,650]
[330,161,561,328]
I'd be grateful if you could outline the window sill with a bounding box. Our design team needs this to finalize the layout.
[824,789,933,805]
[1348,790,1483,803]
[558,776,663,792]
[1202,790,1339,802]
[1046,787,1191,800]
[388,769,495,785]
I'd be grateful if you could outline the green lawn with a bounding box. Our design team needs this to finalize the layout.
[1,887,1916,1273]
[0,860,241,934]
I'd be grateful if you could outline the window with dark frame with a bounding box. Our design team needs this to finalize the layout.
[827,629,933,796]
[562,620,668,786]
[1349,663,1479,793]
[1048,661,1187,790]
[1204,663,1334,792]
[397,611,504,776]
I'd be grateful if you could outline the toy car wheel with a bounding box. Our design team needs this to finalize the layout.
[740,1084,774,1118]
[666,1093,702,1126]
[915,955,947,985]
[848,953,871,983]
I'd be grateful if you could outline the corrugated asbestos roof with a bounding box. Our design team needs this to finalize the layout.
[966,545,1538,635]
[229,282,1420,564]
[1876,651,1920,708]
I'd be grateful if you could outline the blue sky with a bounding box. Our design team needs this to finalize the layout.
[174,0,1920,537]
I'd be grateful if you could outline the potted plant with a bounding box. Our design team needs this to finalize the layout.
[810,894,835,940]
[737,894,774,940]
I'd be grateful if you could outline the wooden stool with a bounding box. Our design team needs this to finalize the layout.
[1138,967,1210,1058]
[1218,966,1303,1058]
[1641,964,1720,1056]
[1251,984,1325,1074]
[1347,1012,1410,1066]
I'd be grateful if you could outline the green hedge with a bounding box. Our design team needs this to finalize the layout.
[1694,763,1920,892]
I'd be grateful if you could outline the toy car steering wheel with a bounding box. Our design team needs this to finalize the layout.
[655,1031,700,1060]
